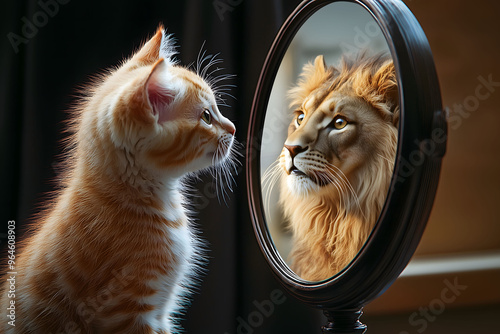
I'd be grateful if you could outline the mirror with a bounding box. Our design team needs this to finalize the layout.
[247,0,446,333]
[260,2,397,282]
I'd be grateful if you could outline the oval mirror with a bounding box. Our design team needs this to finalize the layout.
[260,1,394,283]
[246,0,447,332]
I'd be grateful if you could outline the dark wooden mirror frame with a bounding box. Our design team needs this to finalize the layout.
[246,0,447,332]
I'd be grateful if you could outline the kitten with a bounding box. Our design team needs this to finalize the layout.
[1,26,237,333]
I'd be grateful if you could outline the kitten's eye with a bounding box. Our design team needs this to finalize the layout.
[201,109,212,125]
[333,116,348,130]
[296,113,305,126]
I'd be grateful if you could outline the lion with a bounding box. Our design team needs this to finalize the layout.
[266,53,399,281]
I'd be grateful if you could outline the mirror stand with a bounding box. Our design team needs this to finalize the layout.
[321,309,367,334]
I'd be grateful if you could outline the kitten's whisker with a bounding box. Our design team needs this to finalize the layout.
[208,136,240,207]
[215,152,226,203]
[209,76,236,87]
[201,54,222,79]
[206,68,230,83]
[195,47,236,108]
[196,43,208,76]
[215,92,236,101]
[212,84,237,90]
[219,168,230,206]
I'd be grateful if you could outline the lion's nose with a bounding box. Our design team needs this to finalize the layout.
[284,145,307,159]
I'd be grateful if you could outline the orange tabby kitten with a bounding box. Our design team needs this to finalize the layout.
[1,26,236,333]
[266,54,398,281]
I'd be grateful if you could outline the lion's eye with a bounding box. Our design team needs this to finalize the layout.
[201,109,212,125]
[333,116,348,130]
[296,113,305,126]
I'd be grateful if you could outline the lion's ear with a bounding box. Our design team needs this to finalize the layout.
[288,55,334,108]
[373,61,399,126]
[313,55,327,75]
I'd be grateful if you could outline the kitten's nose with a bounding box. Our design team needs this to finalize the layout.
[284,145,307,158]
[227,122,236,136]
[221,117,236,136]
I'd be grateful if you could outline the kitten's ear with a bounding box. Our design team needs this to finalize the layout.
[146,59,176,123]
[133,25,176,65]
[373,61,399,125]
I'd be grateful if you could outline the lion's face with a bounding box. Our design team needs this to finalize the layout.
[280,92,389,197]
[279,54,399,201]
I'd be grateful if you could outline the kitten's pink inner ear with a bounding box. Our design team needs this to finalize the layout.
[146,59,175,123]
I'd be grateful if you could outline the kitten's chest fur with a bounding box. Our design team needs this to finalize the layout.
[63,185,198,331]
[102,189,197,308]
[143,216,196,329]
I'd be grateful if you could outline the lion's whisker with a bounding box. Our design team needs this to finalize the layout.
[323,163,365,220]
[262,159,282,216]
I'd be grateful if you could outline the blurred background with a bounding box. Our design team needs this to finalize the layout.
[364,1,500,333]
[1,0,499,333]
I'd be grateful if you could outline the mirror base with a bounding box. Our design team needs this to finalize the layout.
[321,309,367,334]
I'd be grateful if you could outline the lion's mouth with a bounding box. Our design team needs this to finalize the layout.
[289,166,307,176]
[289,166,330,187]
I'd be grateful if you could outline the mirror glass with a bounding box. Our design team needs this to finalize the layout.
[260,1,398,282]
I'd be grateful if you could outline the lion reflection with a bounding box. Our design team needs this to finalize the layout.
[263,53,399,281]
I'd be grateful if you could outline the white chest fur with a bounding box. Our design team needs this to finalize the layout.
[138,206,199,332]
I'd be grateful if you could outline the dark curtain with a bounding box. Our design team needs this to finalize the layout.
[0,0,321,333]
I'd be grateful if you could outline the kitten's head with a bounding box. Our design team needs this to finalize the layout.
[279,54,399,207]
[76,26,236,182]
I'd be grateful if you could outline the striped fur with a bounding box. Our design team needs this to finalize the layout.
[1,26,236,333]
[270,54,398,281]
